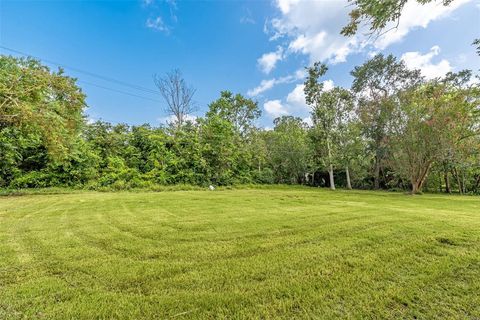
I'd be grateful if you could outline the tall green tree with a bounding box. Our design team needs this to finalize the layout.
[206,91,260,135]
[267,116,310,184]
[304,63,339,189]
[337,120,365,190]
[199,115,238,185]
[308,84,354,190]
[0,56,86,159]
[390,76,480,194]
[351,54,421,189]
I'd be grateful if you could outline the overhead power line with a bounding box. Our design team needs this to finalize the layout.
[78,80,163,103]
[0,45,161,97]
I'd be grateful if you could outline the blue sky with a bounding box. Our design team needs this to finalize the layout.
[1,0,479,128]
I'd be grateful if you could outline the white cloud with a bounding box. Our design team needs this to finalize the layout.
[293,68,307,79]
[285,79,334,112]
[253,75,335,122]
[263,0,470,65]
[286,83,309,112]
[264,100,289,118]
[303,116,313,126]
[401,45,452,79]
[323,79,334,91]
[158,114,197,124]
[146,16,169,33]
[277,0,300,14]
[247,79,276,97]
[289,32,326,54]
[265,0,359,64]
[375,0,471,49]
[247,69,305,97]
[257,47,284,74]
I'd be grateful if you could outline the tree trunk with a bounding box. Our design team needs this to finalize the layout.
[444,169,451,193]
[374,155,381,189]
[410,162,432,194]
[411,182,420,194]
[326,138,335,190]
[438,172,443,193]
[329,164,335,190]
[453,167,463,195]
[345,165,352,190]
[474,174,480,193]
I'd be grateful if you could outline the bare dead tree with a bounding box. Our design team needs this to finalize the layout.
[153,69,196,127]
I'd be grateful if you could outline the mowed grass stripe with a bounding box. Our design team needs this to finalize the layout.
[0,187,479,319]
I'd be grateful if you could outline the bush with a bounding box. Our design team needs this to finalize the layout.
[10,171,57,188]
[252,168,275,184]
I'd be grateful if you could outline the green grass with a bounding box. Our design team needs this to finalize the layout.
[1,187,479,319]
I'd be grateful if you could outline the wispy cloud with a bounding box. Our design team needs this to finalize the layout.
[166,0,178,22]
[146,16,169,33]
[248,79,277,97]
[257,47,284,74]
[247,69,305,97]
[240,7,255,24]
[144,0,178,33]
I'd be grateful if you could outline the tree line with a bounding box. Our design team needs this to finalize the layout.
[1,53,479,193]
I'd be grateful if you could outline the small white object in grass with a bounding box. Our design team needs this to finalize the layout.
[209,185,215,191]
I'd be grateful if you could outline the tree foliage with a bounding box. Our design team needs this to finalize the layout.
[1,54,479,195]
[206,91,260,135]
[390,78,480,193]
[341,0,455,37]
[351,54,421,188]
[0,55,86,159]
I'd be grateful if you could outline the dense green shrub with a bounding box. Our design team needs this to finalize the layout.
[10,171,57,188]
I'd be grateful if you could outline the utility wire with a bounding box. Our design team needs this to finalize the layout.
[0,45,161,96]
[78,80,163,103]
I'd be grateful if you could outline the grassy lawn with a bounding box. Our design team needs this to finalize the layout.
[0,186,479,319]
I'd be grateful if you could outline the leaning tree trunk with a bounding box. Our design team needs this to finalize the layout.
[345,165,352,190]
[411,162,432,194]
